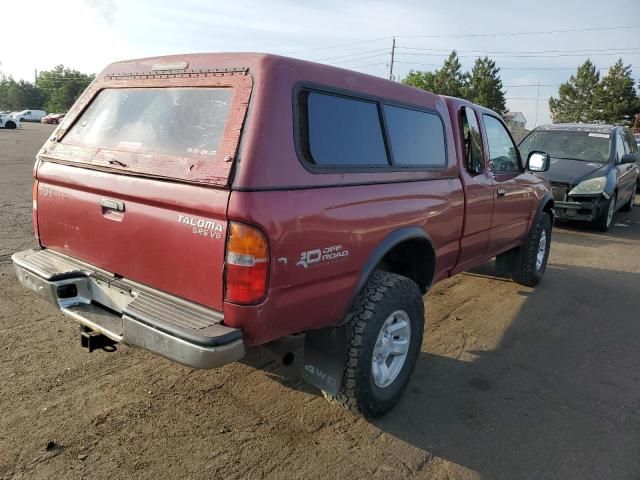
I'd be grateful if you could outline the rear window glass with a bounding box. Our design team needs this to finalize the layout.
[62,88,233,158]
[302,91,389,167]
[383,105,446,167]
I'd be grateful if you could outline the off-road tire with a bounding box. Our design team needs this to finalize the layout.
[593,192,616,232]
[323,270,424,418]
[620,188,636,212]
[511,212,552,287]
[5,121,16,129]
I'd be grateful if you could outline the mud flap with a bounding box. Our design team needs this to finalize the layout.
[302,325,347,396]
[495,248,518,276]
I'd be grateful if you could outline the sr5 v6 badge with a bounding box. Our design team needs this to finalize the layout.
[296,244,349,269]
[177,214,223,239]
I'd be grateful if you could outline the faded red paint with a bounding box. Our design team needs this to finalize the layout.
[34,53,551,346]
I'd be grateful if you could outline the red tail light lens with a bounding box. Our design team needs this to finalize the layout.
[32,180,40,240]
[225,222,269,304]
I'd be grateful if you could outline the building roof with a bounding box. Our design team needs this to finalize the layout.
[504,111,526,122]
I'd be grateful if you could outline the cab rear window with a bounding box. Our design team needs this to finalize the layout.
[302,91,389,167]
[62,87,233,158]
[298,89,446,170]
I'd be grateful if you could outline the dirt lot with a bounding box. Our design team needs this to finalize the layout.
[1,123,639,480]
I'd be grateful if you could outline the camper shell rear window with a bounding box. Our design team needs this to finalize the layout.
[63,87,233,158]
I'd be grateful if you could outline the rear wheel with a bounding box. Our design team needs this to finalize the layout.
[5,121,16,129]
[511,212,552,287]
[620,188,636,212]
[323,271,424,418]
[593,192,616,231]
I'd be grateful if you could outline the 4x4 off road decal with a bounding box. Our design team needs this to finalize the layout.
[296,245,349,269]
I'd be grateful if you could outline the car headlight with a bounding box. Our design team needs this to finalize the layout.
[569,176,607,196]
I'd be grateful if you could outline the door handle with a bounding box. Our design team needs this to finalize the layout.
[101,198,125,212]
[497,187,507,198]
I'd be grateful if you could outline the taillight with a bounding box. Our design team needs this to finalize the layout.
[32,180,40,240]
[224,222,269,304]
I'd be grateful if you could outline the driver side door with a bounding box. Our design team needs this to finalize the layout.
[481,114,534,253]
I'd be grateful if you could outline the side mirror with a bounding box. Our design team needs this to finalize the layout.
[526,151,550,172]
[621,153,637,164]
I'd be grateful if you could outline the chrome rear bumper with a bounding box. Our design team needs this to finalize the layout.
[12,249,244,369]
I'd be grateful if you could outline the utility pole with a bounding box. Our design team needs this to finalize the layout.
[389,37,396,81]
[34,68,38,85]
[534,81,540,127]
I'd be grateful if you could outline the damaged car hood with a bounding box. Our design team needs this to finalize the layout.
[539,158,610,186]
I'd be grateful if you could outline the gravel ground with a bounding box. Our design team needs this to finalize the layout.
[1,123,639,480]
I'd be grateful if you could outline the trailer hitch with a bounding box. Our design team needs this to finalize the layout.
[80,326,118,352]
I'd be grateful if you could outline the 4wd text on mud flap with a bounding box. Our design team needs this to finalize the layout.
[304,364,337,390]
[177,214,223,239]
[296,245,349,269]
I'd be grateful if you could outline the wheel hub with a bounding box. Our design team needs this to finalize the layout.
[372,310,411,388]
[536,230,547,271]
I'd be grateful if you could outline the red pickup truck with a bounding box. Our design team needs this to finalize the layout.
[13,53,554,417]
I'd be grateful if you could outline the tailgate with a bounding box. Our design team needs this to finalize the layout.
[36,161,229,310]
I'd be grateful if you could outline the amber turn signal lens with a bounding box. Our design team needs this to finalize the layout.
[225,222,269,304]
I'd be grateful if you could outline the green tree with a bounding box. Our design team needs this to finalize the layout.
[402,51,467,97]
[433,50,467,97]
[598,59,638,124]
[0,76,46,110]
[402,70,436,92]
[549,59,601,123]
[37,65,94,113]
[464,57,506,114]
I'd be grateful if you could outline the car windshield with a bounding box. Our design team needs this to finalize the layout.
[519,129,611,163]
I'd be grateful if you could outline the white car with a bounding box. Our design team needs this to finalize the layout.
[0,114,20,129]
[12,109,46,122]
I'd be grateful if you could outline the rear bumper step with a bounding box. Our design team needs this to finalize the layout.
[12,249,244,369]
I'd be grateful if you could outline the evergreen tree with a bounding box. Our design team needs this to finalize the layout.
[549,59,601,123]
[598,59,638,124]
[433,51,466,97]
[465,57,506,114]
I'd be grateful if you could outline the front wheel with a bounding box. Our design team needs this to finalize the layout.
[593,193,616,231]
[323,271,424,418]
[511,212,552,287]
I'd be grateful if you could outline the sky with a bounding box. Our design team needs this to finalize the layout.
[1,0,639,127]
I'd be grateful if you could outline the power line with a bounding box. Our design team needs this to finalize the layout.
[397,46,640,54]
[396,25,640,39]
[328,53,390,65]
[396,51,640,59]
[348,62,388,70]
[504,83,561,87]
[282,25,640,55]
[312,48,389,62]
[393,61,638,70]
[284,36,392,54]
